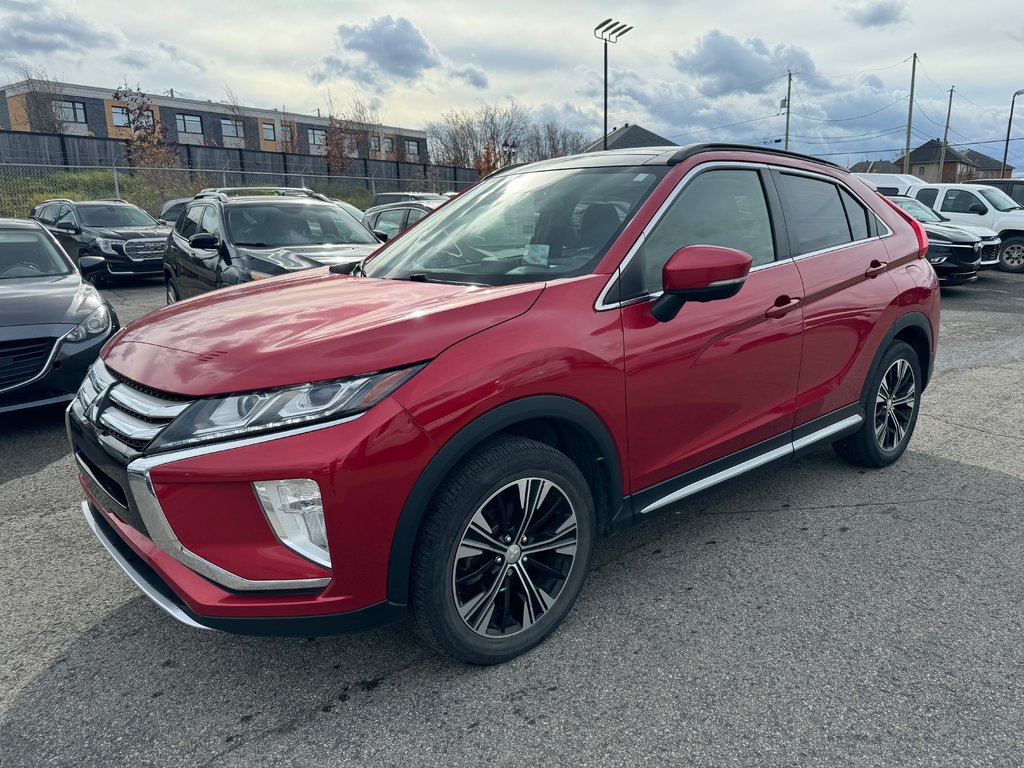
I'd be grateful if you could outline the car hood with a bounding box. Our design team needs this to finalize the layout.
[919,222,981,243]
[943,222,999,239]
[88,226,171,240]
[240,243,380,270]
[103,271,544,397]
[0,274,99,328]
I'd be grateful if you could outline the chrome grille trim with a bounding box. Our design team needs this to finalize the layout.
[99,407,165,443]
[122,238,166,260]
[108,385,191,420]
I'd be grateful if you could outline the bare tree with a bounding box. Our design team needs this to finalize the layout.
[12,63,69,134]
[276,106,300,153]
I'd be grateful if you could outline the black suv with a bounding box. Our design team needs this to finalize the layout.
[888,195,984,284]
[30,199,171,285]
[163,188,381,303]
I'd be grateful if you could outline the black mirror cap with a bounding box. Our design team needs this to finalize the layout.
[55,221,78,232]
[968,203,987,214]
[651,281,746,323]
[372,230,390,243]
[188,232,219,250]
[78,255,106,276]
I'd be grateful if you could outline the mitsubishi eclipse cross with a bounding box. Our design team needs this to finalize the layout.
[69,144,939,664]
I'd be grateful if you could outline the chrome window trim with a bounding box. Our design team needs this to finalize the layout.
[640,412,863,515]
[0,329,71,395]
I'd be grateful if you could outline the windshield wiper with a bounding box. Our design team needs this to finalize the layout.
[234,242,270,247]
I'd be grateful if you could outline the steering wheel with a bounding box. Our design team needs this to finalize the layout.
[0,262,44,277]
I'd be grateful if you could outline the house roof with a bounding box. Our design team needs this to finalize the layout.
[849,159,899,173]
[897,139,972,166]
[584,123,676,152]
[962,148,1011,173]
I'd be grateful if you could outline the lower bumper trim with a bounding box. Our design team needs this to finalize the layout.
[81,501,408,636]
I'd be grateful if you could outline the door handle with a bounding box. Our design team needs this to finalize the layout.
[765,296,801,319]
[864,260,888,278]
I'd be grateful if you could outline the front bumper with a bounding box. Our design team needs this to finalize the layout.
[102,254,163,277]
[69,390,434,634]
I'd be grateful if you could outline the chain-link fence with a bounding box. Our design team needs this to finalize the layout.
[0,163,480,218]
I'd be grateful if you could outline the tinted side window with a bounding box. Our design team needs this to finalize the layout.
[839,189,870,241]
[199,206,221,237]
[178,205,204,238]
[638,169,775,293]
[375,209,407,238]
[776,174,852,256]
[1007,183,1024,207]
[915,188,939,208]
[54,204,76,227]
[35,204,55,223]
[406,208,427,225]
[942,189,982,213]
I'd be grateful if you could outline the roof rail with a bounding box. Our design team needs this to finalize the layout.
[192,187,331,203]
[667,143,845,170]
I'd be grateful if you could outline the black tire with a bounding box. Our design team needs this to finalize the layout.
[833,340,922,468]
[165,276,180,305]
[997,236,1024,273]
[410,436,596,665]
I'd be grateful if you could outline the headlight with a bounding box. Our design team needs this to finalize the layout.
[148,364,424,452]
[93,238,124,255]
[66,304,111,342]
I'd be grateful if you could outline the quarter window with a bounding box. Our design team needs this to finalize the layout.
[221,119,245,139]
[176,114,202,134]
[775,173,852,256]
[839,188,870,241]
[638,169,776,293]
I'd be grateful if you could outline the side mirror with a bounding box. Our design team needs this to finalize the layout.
[78,255,106,278]
[968,203,987,214]
[188,232,219,250]
[372,229,390,243]
[651,245,753,323]
[56,220,78,233]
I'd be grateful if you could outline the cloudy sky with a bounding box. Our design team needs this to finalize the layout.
[2,0,1023,167]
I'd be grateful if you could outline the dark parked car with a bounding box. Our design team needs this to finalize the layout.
[159,197,191,226]
[362,199,444,240]
[0,219,118,414]
[30,199,171,285]
[163,189,381,303]
[70,144,938,664]
[888,196,992,283]
[369,191,445,208]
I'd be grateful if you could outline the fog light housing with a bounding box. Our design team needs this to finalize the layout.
[253,479,331,568]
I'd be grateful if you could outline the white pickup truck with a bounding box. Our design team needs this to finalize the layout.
[904,183,1024,272]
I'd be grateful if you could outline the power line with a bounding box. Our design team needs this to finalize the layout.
[608,73,789,120]
[809,135,1024,158]
[664,113,779,140]
[810,56,914,81]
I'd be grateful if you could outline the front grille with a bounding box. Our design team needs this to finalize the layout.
[81,361,192,454]
[0,337,56,392]
[950,244,981,265]
[122,238,166,261]
[980,242,1000,261]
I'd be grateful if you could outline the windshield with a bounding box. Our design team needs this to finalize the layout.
[77,203,158,228]
[226,202,378,247]
[895,197,944,223]
[363,165,668,285]
[977,187,1023,212]
[0,231,72,279]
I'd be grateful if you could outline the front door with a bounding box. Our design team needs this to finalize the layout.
[619,165,804,495]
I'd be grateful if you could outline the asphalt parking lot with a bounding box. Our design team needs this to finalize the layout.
[1,272,1022,767]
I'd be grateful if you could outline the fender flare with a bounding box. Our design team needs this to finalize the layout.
[386,395,623,605]
[860,311,934,410]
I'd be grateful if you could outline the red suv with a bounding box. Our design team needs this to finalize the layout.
[69,144,939,664]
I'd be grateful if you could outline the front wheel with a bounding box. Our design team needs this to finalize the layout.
[165,276,180,305]
[833,340,922,467]
[410,436,596,665]
[997,236,1024,273]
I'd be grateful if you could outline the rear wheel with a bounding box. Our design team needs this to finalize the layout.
[997,236,1024,273]
[165,276,180,304]
[410,436,595,665]
[833,340,922,467]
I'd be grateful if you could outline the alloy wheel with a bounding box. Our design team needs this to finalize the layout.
[166,281,178,305]
[452,477,578,638]
[874,358,916,452]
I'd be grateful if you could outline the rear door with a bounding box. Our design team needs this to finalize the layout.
[620,164,804,495]
[774,170,900,427]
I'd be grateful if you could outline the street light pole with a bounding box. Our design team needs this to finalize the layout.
[594,19,632,151]
[1001,88,1024,179]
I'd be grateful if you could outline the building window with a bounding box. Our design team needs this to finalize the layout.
[176,113,202,134]
[382,137,393,154]
[370,135,380,151]
[221,118,245,139]
[404,140,419,156]
[308,128,326,147]
[281,125,293,144]
[111,106,130,127]
[262,122,276,141]
[55,100,87,124]
[917,165,926,175]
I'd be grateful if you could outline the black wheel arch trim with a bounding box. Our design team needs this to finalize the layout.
[862,311,933,408]
[387,395,624,605]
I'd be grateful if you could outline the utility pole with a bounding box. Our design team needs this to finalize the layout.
[784,70,792,150]
[937,86,954,183]
[903,53,917,174]
[1002,88,1024,178]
